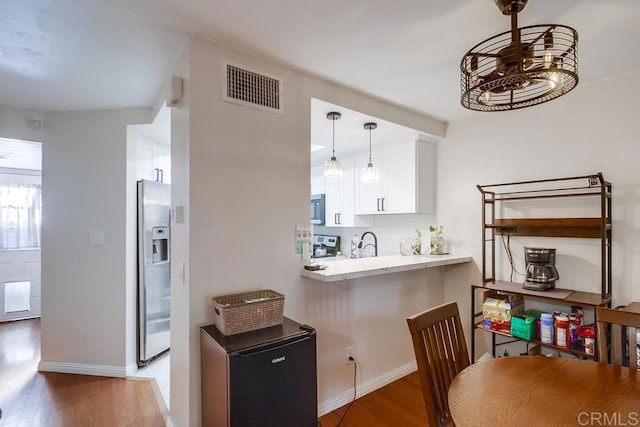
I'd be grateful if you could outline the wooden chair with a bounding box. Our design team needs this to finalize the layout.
[407,301,470,427]
[596,306,640,369]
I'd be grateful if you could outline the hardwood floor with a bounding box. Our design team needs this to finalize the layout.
[318,371,428,427]
[0,318,164,427]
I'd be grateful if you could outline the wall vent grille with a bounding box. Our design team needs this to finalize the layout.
[224,64,282,113]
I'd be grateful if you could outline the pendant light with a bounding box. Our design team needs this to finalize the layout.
[361,122,378,183]
[324,111,343,178]
[460,0,578,112]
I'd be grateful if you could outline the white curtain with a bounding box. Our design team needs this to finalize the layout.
[0,183,42,249]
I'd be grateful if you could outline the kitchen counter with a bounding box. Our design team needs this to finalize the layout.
[300,254,472,282]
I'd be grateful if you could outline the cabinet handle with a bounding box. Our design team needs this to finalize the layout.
[377,198,381,211]
[334,213,338,225]
[381,197,385,211]
[338,213,342,224]
[154,168,164,183]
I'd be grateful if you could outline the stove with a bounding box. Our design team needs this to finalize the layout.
[312,234,340,258]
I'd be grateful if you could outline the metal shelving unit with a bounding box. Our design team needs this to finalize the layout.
[471,173,612,361]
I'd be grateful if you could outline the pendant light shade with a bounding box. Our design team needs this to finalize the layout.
[325,111,343,178]
[361,122,378,183]
[460,0,578,112]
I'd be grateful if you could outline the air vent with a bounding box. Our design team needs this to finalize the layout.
[223,63,283,113]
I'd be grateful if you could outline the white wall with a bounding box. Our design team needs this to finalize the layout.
[41,108,151,375]
[439,70,640,358]
[0,105,44,143]
[172,35,450,426]
[168,42,191,425]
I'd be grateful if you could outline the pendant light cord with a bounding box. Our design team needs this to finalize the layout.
[363,122,377,166]
[332,118,336,158]
[368,127,372,163]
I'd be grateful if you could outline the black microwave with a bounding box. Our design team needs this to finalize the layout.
[310,194,325,225]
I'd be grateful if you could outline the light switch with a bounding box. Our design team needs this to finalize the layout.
[174,206,184,224]
[89,230,104,245]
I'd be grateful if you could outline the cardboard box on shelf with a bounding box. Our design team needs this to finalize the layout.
[482,290,524,333]
[511,310,541,340]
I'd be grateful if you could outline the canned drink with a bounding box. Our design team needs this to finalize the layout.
[584,337,595,355]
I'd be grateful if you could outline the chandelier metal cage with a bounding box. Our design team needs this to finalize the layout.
[460,0,578,112]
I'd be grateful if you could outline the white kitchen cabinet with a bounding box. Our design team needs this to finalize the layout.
[324,157,355,227]
[310,164,325,195]
[137,136,171,184]
[311,157,368,228]
[355,137,435,215]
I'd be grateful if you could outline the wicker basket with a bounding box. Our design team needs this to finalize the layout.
[212,289,285,336]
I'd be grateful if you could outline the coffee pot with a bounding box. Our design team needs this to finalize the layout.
[523,247,559,291]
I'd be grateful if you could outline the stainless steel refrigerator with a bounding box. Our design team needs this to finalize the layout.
[137,179,171,367]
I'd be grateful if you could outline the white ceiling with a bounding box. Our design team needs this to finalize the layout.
[2,0,640,123]
[310,98,427,166]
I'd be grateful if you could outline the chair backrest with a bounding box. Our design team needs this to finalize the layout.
[407,301,470,427]
[596,306,640,369]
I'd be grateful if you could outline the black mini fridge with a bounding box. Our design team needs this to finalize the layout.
[200,317,317,427]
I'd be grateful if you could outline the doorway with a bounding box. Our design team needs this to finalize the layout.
[0,138,42,322]
[128,104,171,408]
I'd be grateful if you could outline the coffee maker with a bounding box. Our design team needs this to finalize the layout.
[523,247,560,291]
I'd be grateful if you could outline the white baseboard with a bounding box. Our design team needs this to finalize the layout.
[126,362,139,376]
[317,361,417,417]
[38,360,127,377]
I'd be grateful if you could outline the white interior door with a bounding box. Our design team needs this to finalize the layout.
[0,249,41,321]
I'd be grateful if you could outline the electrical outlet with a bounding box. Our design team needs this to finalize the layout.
[346,346,355,364]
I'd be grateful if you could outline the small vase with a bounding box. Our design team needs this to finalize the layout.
[400,237,413,256]
[430,235,445,255]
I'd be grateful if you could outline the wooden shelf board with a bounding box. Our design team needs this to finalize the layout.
[472,281,609,307]
[621,302,640,315]
[566,291,611,307]
[488,218,610,238]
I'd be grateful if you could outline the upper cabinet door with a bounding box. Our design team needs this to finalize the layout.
[137,136,171,184]
[338,157,355,227]
[311,164,325,195]
[354,149,383,215]
[380,141,416,214]
[354,138,436,215]
[324,169,342,226]
[324,156,358,227]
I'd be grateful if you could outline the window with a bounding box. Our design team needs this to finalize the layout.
[0,183,42,249]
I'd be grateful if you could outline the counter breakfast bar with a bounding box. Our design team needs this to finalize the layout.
[300,254,472,282]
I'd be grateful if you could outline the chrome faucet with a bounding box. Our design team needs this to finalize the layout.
[358,231,378,257]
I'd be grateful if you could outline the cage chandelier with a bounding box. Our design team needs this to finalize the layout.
[460,0,578,112]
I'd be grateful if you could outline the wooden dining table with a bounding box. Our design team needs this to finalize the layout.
[448,356,640,427]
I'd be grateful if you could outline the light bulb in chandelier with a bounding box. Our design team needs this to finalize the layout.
[543,32,554,69]
[324,112,343,178]
[361,122,378,183]
[548,72,560,90]
[361,162,378,184]
[325,156,343,178]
